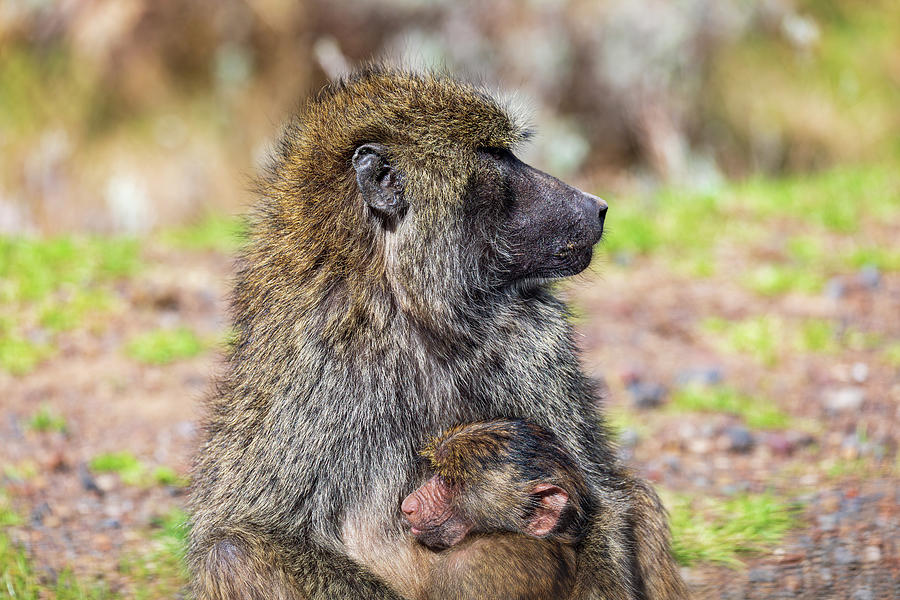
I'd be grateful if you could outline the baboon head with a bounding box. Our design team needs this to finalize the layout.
[252,66,606,341]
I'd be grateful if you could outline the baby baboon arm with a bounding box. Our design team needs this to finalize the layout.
[193,530,405,600]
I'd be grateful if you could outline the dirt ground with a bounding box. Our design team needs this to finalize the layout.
[1,239,898,598]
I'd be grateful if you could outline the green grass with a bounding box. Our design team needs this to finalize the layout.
[150,509,190,567]
[27,405,67,434]
[0,236,139,304]
[665,491,799,567]
[90,451,146,486]
[3,461,38,483]
[602,163,899,299]
[845,246,900,271]
[120,509,189,599]
[798,319,838,353]
[150,466,188,487]
[702,315,842,363]
[703,316,780,366]
[741,264,825,296]
[731,167,898,232]
[884,343,900,367]
[0,493,187,599]
[0,235,137,375]
[1,491,116,599]
[670,384,790,429]
[38,289,116,333]
[89,452,186,488]
[160,216,245,254]
[0,335,53,376]
[126,327,204,365]
[605,406,652,441]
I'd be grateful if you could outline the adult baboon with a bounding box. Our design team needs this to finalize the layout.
[188,66,687,600]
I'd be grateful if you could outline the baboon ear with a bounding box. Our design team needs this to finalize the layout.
[525,483,569,537]
[352,143,407,219]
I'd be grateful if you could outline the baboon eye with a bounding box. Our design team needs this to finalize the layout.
[479,147,511,160]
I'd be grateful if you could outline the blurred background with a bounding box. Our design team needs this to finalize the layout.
[1,0,898,598]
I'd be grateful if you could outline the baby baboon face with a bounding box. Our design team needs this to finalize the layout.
[400,475,473,549]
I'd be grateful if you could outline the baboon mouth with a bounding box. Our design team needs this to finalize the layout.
[557,239,599,256]
[555,245,595,274]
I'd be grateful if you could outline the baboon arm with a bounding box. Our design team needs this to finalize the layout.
[290,544,408,600]
[630,480,691,600]
[568,502,636,600]
[192,531,405,600]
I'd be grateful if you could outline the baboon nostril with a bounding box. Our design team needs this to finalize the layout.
[583,193,607,225]
[401,495,418,516]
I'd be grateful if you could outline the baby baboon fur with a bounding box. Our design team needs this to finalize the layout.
[188,66,688,600]
[402,419,591,600]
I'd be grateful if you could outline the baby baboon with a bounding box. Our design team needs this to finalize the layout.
[402,420,591,600]
[189,66,687,600]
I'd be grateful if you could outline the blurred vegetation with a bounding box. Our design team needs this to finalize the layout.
[1,492,185,599]
[666,491,800,567]
[0,0,897,233]
[89,451,187,488]
[0,236,138,374]
[27,405,67,434]
[669,385,791,430]
[125,327,205,366]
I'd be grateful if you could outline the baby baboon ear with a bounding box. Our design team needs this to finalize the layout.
[352,143,407,219]
[525,483,569,537]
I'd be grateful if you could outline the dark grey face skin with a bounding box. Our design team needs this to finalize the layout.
[473,148,608,287]
[351,143,606,288]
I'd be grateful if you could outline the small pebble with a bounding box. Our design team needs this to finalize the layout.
[858,265,881,289]
[95,474,118,493]
[627,381,666,409]
[765,432,795,456]
[29,502,51,526]
[78,464,102,494]
[687,438,712,454]
[823,387,864,413]
[724,425,755,453]
[851,587,874,600]
[820,494,841,513]
[824,278,845,300]
[662,455,681,472]
[841,436,862,460]
[613,252,633,267]
[619,428,640,449]
[747,567,776,583]
[834,546,857,565]
[784,575,802,592]
[675,367,723,387]
[93,534,112,552]
[851,362,869,383]
[817,514,838,531]
[863,545,881,562]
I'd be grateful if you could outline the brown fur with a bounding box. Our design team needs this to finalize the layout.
[409,420,589,600]
[188,65,687,600]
